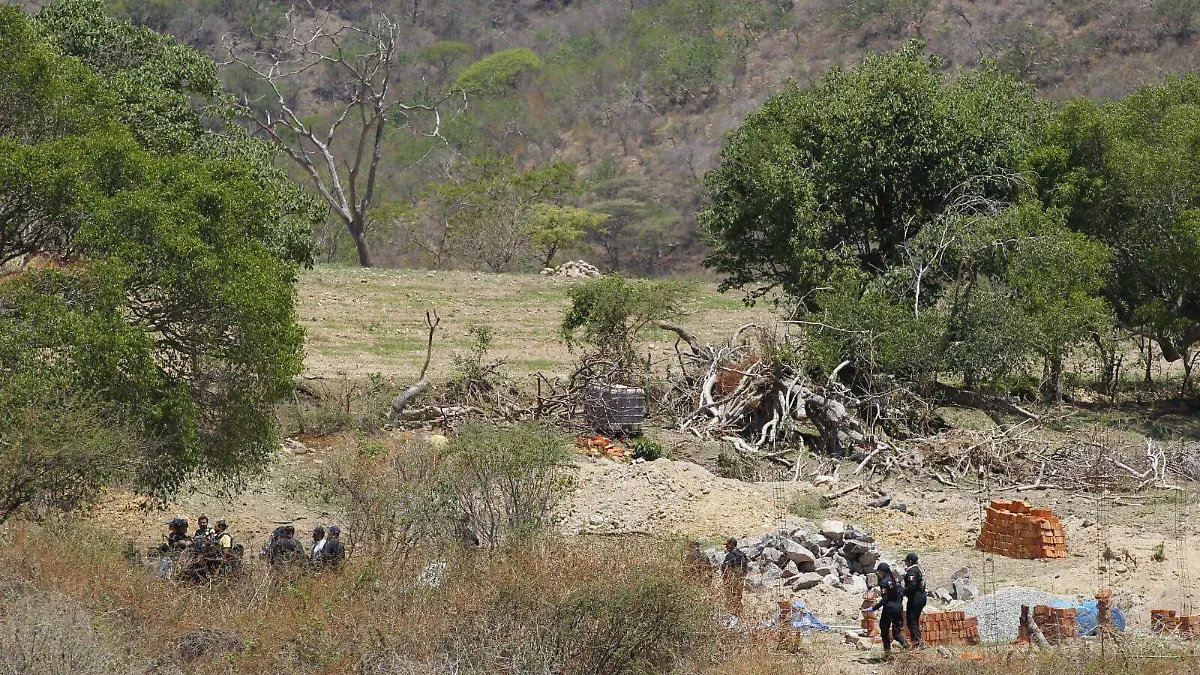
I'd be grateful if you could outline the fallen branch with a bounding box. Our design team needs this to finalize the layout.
[826,482,862,500]
[654,320,705,355]
[389,310,440,423]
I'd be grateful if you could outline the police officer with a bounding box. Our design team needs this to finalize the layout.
[268,525,304,566]
[871,562,910,654]
[902,552,927,647]
[720,538,749,616]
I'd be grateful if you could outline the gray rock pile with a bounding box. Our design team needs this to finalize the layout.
[540,260,602,278]
[707,520,892,595]
[960,587,1066,642]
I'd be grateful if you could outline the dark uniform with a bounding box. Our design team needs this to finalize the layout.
[321,538,345,568]
[721,546,749,615]
[872,572,910,651]
[268,535,305,565]
[903,564,928,646]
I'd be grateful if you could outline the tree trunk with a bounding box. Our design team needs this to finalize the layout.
[1049,355,1063,405]
[1184,350,1197,394]
[1144,339,1153,387]
[349,215,373,267]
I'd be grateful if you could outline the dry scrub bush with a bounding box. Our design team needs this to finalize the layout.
[324,422,573,554]
[325,436,448,559]
[357,537,729,674]
[0,519,769,674]
[889,644,1200,675]
[0,591,125,674]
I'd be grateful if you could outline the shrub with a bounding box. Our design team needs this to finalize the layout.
[455,48,543,96]
[560,274,694,384]
[788,492,826,519]
[323,436,452,559]
[0,373,145,524]
[442,423,574,548]
[0,592,126,674]
[631,438,665,461]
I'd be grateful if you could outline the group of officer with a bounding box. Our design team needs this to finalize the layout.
[158,515,242,581]
[686,538,928,656]
[869,552,928,653]
[157,515,346,579]
[261,523,345,569]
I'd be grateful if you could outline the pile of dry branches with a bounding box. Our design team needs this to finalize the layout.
[651,321,906,470]
[915,421,1193,494]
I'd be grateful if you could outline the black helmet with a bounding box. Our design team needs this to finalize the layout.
[905,552,918,564]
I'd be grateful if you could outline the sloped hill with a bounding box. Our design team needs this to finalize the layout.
[57,0,1200,274]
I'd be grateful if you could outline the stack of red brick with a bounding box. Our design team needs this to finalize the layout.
[975,499,1067,559]
[1033,605,1078,644]
[1151,609,1200,638]
[860,610,979,646]
[910,610,981,646]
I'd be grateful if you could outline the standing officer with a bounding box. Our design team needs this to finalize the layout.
[870,562,910,655]
[902,552,927,647]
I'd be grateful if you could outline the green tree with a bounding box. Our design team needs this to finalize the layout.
[560,274,694,382]
[529,204,609,268]
[412,158,576,271]
[1033,75,1200,363]
[586,173,680,272]
[700,40,1046,304]
[420,40,472,80]
[0,4,316,496]
[456,48,543,97]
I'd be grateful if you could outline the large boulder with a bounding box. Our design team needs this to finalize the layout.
[761,562,785,584]
[760,546,786,567]
[789,572,823,591]
[813,558,838,577]
[782,538,816,566]
[807,533,834,552]
[780,560,800,579]
[840,538,872,559]
[857,548,880,568]
[953,579,980,602]
[819,520,846,541]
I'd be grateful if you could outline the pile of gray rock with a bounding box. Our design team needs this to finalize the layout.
[540,260,602,278]
[709,520,890,595]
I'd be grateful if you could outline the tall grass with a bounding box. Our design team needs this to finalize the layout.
[0,520,760,673]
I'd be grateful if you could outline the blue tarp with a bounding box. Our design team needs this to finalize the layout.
[788,599,831,632]
[1072,600,1126,636]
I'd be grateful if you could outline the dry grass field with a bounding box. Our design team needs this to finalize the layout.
[297,265,771,379]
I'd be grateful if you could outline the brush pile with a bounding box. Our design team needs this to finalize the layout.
[654,321,912,472]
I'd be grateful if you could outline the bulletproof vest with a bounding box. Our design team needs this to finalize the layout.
[905,566,926,595]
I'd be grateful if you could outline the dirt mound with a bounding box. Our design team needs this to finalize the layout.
[559,457,777,539]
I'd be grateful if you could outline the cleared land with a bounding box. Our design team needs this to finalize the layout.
[297,265,771,379]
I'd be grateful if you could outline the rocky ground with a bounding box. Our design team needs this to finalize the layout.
[90,436,1200,670]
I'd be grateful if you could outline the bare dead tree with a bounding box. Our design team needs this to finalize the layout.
[225,9,462,266]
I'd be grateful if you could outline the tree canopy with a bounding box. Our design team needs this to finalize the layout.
[700,40,1115,398]
[0,1,319,498]
[1031,76,1200,362]
[700,40,1047,303]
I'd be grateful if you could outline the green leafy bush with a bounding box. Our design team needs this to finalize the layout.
[456,48,543,96]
